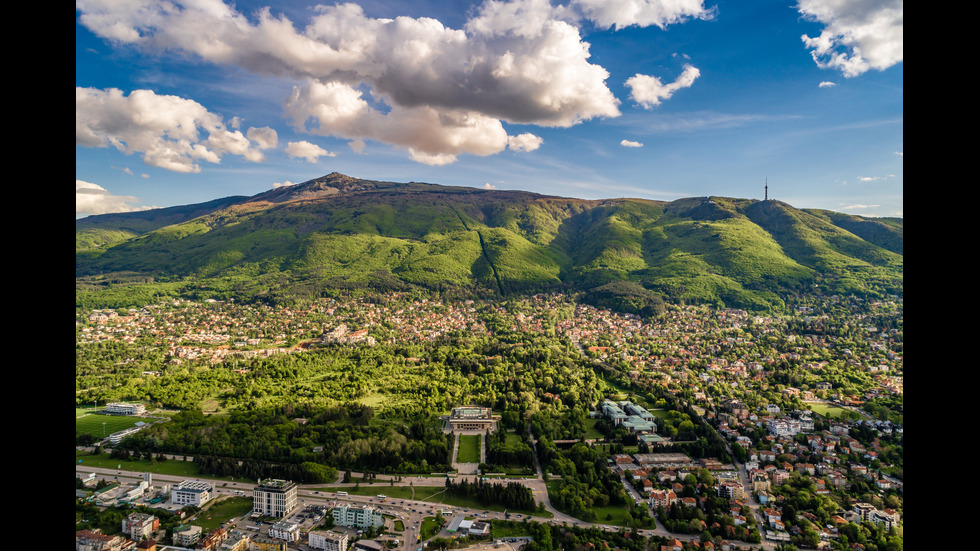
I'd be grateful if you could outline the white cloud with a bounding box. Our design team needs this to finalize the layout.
[272,180,299,188]
[818,81,836,87]
[620,139,643,147]
[483,182,497,189]
[626,65,700,108]
[77,0,663,164]
[76,87,276,172]
[858,174,896,182]
[284,80,513,165]
[573,0,714,30]
[507,133,543,152]
[76,179,150,215]
[285,141,336,163]
[798,0,903,77]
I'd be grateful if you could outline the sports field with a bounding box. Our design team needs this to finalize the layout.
[75,408,146,437]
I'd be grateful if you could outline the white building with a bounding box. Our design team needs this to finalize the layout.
[269,520,301,542]
[253,479,298,517]
[310,529,349,551]
[107,425,145,444]
[171,480,214,507]
[173,525,203,546]
[122,512,158,542]
[106,402,146,416]
[333,504,384,529]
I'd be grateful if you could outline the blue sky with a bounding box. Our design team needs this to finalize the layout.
[76,0,903,219]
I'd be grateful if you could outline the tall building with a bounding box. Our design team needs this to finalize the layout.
[253,479,298,517]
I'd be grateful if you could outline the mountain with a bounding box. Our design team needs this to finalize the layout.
[76,173,903,311]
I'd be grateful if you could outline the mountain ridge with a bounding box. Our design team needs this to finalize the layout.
[76,173,903,311]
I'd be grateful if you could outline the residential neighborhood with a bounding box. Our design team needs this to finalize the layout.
[77,292,902,551]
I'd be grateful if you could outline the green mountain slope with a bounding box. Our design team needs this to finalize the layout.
[76,173,902,311]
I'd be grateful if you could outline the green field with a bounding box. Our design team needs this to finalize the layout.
[192,496,253,532]
[420,516,444,540]
[75,451,254,482]
[808,402,870,420]
[457,434,481,463]
[75,411,149,437]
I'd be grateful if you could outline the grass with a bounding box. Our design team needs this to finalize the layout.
[75,411,151,437]
[457,434,481,463]
[808,402,870,420]
[420,516,444,540]
[545,480,630,526]
[75,450,255,482]
[583,418,605,440]
[193,496,253,532]
[487,520,535,538]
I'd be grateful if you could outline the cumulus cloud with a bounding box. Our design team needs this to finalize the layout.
[625,64,700,108]
[818,81,836,87]
[620,139,643,147]
[285,141,336,163]
[798,0,903,77]
[272,180,299,188]
[76,87,277,172]
[483,182,497,189]
[81,0,711,164]
[76,179,150,215]
[573,0,714,30]
[507,133,544,152]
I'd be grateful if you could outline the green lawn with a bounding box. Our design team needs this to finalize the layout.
[420,516,444,540]
[487,520,535,538]
[583,418,605,440]
[192,496,253,532]
[457,434,481,463]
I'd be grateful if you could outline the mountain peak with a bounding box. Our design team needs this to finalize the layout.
[247,173,393,204]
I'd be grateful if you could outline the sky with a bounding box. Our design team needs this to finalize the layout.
[76,0,903,219]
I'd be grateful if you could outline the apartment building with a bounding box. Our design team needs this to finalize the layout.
[332,504,384,529]
[309,530,349,551]
[121,513,158,542]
